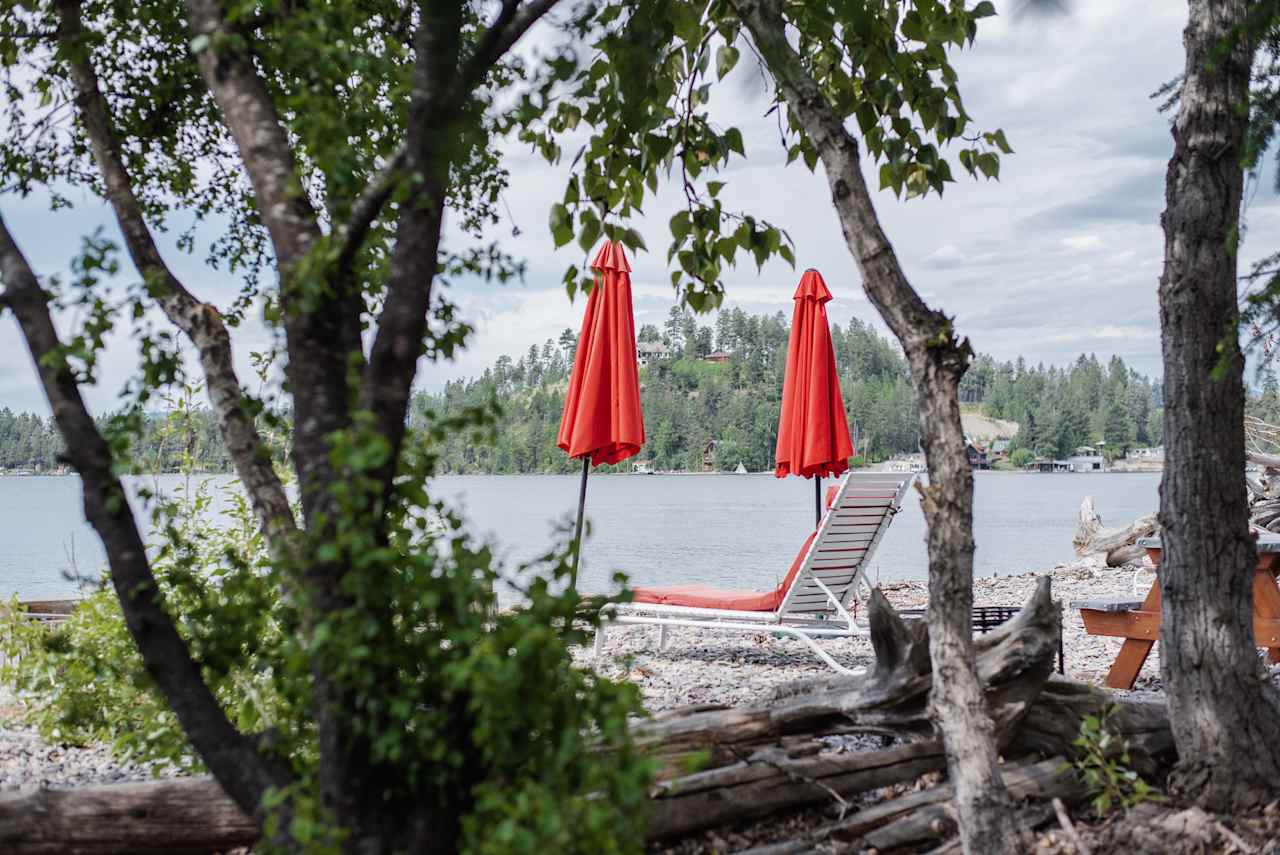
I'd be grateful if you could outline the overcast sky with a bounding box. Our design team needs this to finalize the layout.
[3,0,1278,415]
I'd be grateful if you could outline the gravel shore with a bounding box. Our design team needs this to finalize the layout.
[578,559,1168,711]
[0,693,180,791]
[1,560,1157,791]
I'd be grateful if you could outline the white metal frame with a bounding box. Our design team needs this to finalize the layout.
[597,471,914,674]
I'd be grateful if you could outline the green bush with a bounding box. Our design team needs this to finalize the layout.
[1,480,284,770]
[2,459,652,853]
[1067,707,1160,816]
[1009,447,1035,468]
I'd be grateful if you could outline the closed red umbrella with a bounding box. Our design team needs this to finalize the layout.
[775,268,854,524]
[558,239,645,589]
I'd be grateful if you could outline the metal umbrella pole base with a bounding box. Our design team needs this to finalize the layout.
[569,456,590,592]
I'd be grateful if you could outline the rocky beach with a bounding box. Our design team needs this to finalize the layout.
[1,560,1162,793]
[579,560,1169,711]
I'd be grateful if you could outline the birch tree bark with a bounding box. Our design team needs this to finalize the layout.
[735,2,1023,851]
[1158,0,1280,809]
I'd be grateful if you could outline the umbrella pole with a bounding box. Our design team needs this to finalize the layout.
[815,476,822,527]
[570,456,590,592]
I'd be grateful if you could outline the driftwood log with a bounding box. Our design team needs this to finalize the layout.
[1073,496,1159,567]
[0,777,258,854]
[0,579,1174,852]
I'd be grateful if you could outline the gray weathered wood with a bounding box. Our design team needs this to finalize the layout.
[0,778,257,854]
[1073,496,1158,567]
[862,759,1081,853]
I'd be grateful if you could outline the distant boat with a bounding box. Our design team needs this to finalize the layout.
[734,462,748,474]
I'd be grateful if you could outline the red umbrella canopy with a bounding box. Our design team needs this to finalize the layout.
[775,269,854,479]
[557,240,645,466]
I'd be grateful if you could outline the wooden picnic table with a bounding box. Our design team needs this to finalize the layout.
[1077,534,1280,690]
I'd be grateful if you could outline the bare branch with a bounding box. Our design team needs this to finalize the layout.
[53,0,297,550]
[0,213,293,818]
[453,0,561,102]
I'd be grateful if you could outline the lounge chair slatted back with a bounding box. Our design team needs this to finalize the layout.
[777,473,913,618]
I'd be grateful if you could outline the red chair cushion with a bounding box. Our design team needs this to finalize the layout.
[631,531,818,612]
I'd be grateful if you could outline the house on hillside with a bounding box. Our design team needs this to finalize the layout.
[989,439,1011,465]
[637,341,669,367]
[1068,446,1104,472]
[965,440,989,470]
[703,350,730,364]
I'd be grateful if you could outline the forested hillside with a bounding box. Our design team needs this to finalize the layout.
[0,406,235,473]
[959,353,1164,460]
[415,307,916,473]
[415,307,1166,473]
[1,307,1176,475]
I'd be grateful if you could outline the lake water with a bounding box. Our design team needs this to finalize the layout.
[0,471,1161,605]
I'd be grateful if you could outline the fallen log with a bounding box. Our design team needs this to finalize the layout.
[733,757,1086,855]
[1073,496,1158,567]
[859,757,1085,852]
[635,578,1061,778]
[646,739,946,839]
[0,579,1174,852]
[0,777,257,854]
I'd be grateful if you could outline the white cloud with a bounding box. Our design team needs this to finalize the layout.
[7,0,1270,413]
[1061,235,1103,252]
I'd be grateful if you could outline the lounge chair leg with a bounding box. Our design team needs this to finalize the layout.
[658,624,668,651]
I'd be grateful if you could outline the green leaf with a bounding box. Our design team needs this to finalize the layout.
[549,204,573,247]
[577,214,601,254]
[724,127,745,156]
[670,211,691,244]
[706,181,725,198]
[619,227,647,252]
[972,1,997,19]
[716,44,740,79]
[670,2,701,42]
[976,152,1000,180]
[992,128,1013,154]
[878,163,896,192]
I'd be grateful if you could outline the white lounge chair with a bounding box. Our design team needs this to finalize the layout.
[595,471,914,674]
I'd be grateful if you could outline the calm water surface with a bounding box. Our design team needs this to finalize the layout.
[0,471,1161,604]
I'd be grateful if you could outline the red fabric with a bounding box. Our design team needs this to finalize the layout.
[632,532,817,611]
[557,241,645,466]
[774,269,854,479]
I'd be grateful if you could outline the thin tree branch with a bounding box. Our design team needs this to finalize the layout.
[184,0,360,520]
[359,3,464,468]
[452,0,560,101]
[332,0,560,271]
[184,0,321,269]
[0,214,293,818]
[333,142,408,272]
[53,0,297,551]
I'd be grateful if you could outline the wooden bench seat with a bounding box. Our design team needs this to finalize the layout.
[1069,599,1143,613]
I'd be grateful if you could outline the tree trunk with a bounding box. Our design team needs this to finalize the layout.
[1157,0,1280,810]
[734,2,1023,850]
